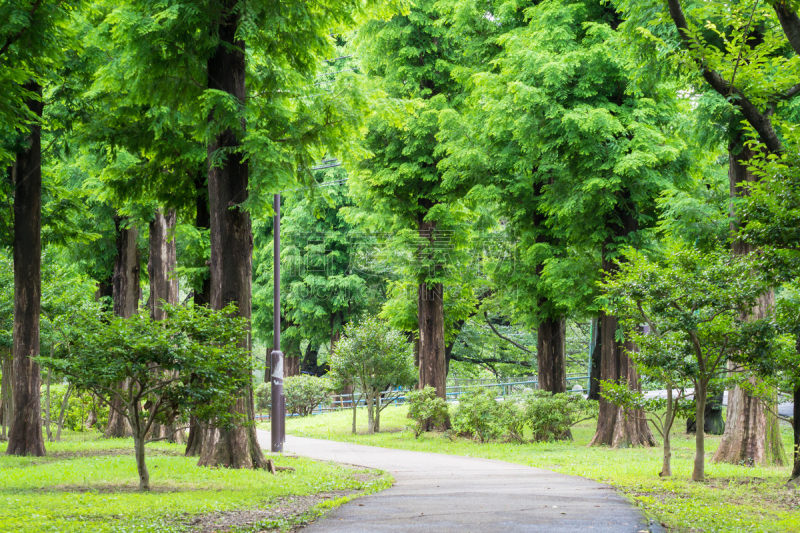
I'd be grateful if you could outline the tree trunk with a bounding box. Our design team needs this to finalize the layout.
[202,4,263,463]
[418,281,447,430]
[7,81,45,457]
[184,417,205,457]
[687,392,725,435]
[374,393,382,433]
[661,388,673,477]
[351,392,360,434]
[587,317,602,401]
[366,391,375,434]
[132,432,150,491]
[537,317,566,393]
[105,216,139,439]
[105,223,139,440]
[590,313,655,447]
[713,374,787,466]
[193,170,211,308]
[148,209,182,443]
[693,380,708,481]
[95,278,113,310]
[45,368,52,442]
[714,146,787,466]
[148,208,178,321]
[1,348,13,440]
[789,384,799,485]
[285,355,300,377]
[56,383,72,441]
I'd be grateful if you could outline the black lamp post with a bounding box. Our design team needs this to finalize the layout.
[270,193,285,452]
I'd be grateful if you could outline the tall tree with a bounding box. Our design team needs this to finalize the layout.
[1,0,79,457]
[440,0,683,444]
[351,0,474,407]
[617,0,799,465]
[7,81,45,456]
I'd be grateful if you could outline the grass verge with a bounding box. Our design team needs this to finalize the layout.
[272,405,799,533]
[0,430,392,532]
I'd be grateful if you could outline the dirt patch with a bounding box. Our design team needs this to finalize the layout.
[183,492,355,532]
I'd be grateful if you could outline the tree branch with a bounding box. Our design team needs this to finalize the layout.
[666,0,784,154]
[0,0,44,58]
[483,311,533,354]
[450,353,533,368]
[773,1,800,56]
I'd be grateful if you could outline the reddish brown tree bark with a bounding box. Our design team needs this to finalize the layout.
[591,214,655,448]
[590,312,655,447]
[537,317,566,393]
[713,145,786,466]
[147,209,183,443]
[104,216,139,439]
[7,82,45,457]
[198,0,265,469]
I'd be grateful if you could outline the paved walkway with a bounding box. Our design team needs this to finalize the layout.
[256,430,651,532]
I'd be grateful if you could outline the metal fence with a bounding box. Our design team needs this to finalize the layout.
[255,374,591,419]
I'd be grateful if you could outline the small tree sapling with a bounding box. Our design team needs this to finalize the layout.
[603,247,790,481]
[39,303,251,491]
[329,315,417,433]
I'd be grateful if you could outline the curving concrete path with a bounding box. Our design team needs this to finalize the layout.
[257,430,653,533]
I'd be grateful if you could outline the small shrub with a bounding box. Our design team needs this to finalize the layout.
[522,390,598,442]
[284,375,330,416]
[498,400,525,442]
[452,387,505,443]
[406,386,449,437]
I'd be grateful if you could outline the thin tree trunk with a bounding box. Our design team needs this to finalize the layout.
[105,216,139,439]
[7,81,45,457]
[45,367,52,442]
[591,313,655,447]
[714,145,786,466]
[366,391,375,434]
[352,391,360,434]
[374,393,381,433]
[199,1,264,468]
[132,428,150,491]
[693,380,707,481]
[537,317,566,393]
[661,388,673,477]
[1,348,13,440]
[56,383,72,441]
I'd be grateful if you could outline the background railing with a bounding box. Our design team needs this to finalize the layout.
[256,374,591,419]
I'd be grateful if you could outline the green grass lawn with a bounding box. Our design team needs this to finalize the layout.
[276,405,800,533]
[0,430,391,532]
